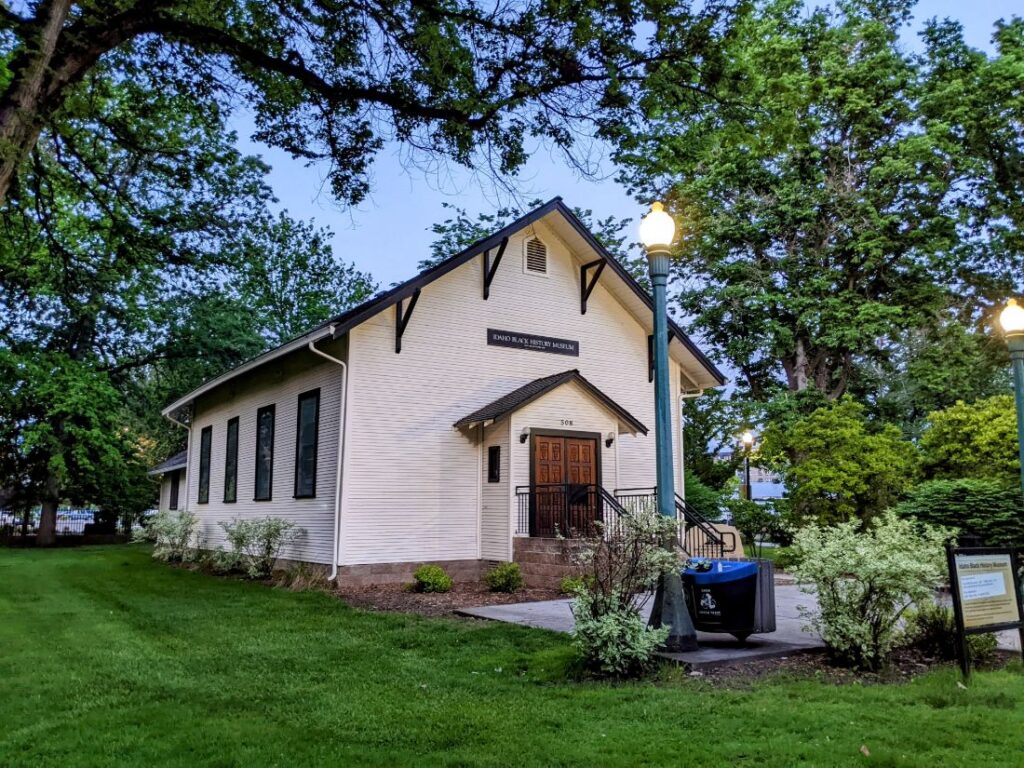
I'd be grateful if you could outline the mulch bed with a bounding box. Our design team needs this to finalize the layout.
[335,582,563,617]
[690,648,1020,688]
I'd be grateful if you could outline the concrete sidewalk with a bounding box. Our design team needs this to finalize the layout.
[459,584,1023,669]
[459,583,826,669]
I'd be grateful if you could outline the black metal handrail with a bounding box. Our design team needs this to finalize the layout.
[613,487,731,558]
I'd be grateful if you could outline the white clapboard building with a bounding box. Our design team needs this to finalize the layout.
[151,199,725,586]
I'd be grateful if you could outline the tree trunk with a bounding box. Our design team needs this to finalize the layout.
[36,476,61,547]
[0,0,74,205]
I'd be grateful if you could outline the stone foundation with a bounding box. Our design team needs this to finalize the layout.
[337,558,486,588]
[513,537,576,589]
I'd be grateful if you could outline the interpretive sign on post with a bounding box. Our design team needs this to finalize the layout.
[946,545,1024,679]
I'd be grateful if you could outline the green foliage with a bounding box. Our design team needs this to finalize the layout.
[564,510,679,677]
[412,565,453,594]
[790,512,952,670]
[903,602,999,667]
[726,499,789,557]
[894,479,1024,547]
[681,390,750,490]
[613,0,1024,401]
[219,518,303,580]
[135,510,198,563]
[762,397,919,524]
[559,576,590,595]
[484,562,523,593]
[0,1,735,207]
[920,396,1019,482]
[683,475,726,522]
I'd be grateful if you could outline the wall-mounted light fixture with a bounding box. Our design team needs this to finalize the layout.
[605,432,615,448]
[519,427,530,444]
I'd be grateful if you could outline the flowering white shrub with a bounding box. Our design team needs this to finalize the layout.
[219,517,302,579]
[134,510,198,562]
[565,509,680,676]
[790,511,951,670]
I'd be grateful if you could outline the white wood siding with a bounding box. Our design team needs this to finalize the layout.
[480,420,510,560]
[341,220,685,565]
[187,350,342,564]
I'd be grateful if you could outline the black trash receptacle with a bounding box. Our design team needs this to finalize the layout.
[681,559,776,642]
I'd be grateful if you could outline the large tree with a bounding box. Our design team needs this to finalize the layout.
[0,56,371,543]
[0,0,737,207]
[613,0,1024,401]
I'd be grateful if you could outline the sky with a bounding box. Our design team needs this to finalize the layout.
[230,1,1021,289]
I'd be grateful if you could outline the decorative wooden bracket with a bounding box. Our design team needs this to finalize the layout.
[647,330,677,382]
[482,237,509,300]
[395,289,421,353]
[579,258,606,315]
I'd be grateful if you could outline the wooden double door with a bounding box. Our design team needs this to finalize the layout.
[531,433,601,536]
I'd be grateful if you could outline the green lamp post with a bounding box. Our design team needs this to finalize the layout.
[740,430,755,502]
[639,202,698,652]
[1000,298,1024,500]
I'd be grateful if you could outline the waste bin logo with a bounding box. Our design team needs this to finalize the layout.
[700,590,718,611]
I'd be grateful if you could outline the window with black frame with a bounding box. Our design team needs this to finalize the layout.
[254,405,275,501]
[294,389,320,498]
[197,426,212,504]
[224,417,239,503]
[169,470,180,510]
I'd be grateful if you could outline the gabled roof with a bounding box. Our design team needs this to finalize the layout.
[322,198,725,386]
[163,197,724,417]
[148,450,187,476]
[454,369,648,435]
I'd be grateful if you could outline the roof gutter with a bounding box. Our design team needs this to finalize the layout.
[161,326,336,418]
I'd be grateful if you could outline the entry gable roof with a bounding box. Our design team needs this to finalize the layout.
[148,449,187,476]
[454,370,648,435]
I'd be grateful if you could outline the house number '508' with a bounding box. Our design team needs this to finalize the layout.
[560,419,574,426]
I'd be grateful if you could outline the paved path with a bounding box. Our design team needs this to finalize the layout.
[459,584,1023,668]
[459,584,826,669]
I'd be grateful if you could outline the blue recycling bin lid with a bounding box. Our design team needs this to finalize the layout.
[682,559,758,585]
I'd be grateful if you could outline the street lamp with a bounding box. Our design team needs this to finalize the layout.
[999,298,1024,500]
[740,430,755,501]
[639,201,699,652]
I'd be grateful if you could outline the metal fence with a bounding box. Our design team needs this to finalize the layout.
[0,507,130,539]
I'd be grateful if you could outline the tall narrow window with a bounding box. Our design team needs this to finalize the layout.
[487,446,501,483]
[224,417,239,503]
[197,426,212,504]
[254,405,275,501]
[168,470,180,511]
[294,389,320,498]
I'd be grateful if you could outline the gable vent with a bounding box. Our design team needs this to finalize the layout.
[524,237,548,274]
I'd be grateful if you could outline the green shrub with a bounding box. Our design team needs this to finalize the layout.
[219,517,302,579]
[559,575,589,595]
[563,510,679,677]
[904,602,999,666]
[484,562,523,593]
[134,510,197,562]
[894,478,1024,546]
[920,396,1018,481]
[790,511,951,670]
[683,475,725,521]
[413,564,453,593]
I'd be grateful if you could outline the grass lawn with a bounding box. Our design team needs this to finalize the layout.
[1,547,1021,767]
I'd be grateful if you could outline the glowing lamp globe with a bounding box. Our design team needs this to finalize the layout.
[639,202,676,252]
[741,430,755,448]
[1000,298,1024,336]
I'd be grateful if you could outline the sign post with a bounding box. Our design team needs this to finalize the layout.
[946,545,1024,679]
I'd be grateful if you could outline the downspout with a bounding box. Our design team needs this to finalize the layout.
[308,328,348,582]
[678,387,705,500]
